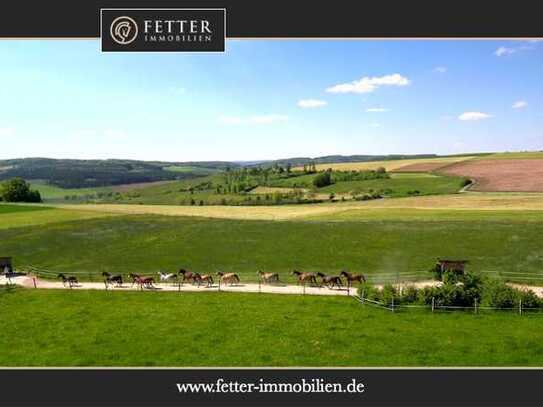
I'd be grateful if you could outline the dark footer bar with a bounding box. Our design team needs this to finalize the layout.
[0,369,541,407]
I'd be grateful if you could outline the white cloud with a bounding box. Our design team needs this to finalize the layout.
[512,100,528,109]
[434,66,447,73]
[249,114,288,124]
[297,99,327,108]
[0,127,16,137]
[494,41,539,57]
[218,116,244,125]
[366,107,389,113]
[104,129,127,137]
[326,73,410,94]
[218,114,288,125]
[458,112,493,121]
[495,46,516,57]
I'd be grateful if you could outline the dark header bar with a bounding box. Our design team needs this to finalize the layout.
[2,0,543,38]
[1,369,542,406]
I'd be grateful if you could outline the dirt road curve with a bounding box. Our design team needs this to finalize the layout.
[3,276,542,298]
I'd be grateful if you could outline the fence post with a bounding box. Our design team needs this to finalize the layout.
[519,299,522,316]
[218,278,221,292]
[360,289,365,305]
[474,298,478,314]
[431,297,435,313]
[259,279,261,294]
[391,297,395,313]
[303,283,306,296]
[32,277,37,289]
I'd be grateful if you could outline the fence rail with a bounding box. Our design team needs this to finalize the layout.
[353,294,542,315]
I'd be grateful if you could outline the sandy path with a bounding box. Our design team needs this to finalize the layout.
[1,276,356,297]
[3,276,542,298]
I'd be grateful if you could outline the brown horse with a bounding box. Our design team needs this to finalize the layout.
[257,270,280,284]
[217,271,240,286]
[58,273,78,288]
[340,270,366,288]
[291,270,319,286]
[317,272,343,289]
[194,274,214,288]
[128,273,154,289]
[178,268,199,285]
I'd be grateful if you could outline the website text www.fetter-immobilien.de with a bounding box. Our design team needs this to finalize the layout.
[176,378,366,394]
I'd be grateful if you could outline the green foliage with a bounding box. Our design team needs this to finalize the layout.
[313,171,332,188]
[0,178,42,203]
[482,280,521,309]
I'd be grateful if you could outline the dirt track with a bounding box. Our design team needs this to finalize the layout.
[3,276,542,298]
[1,275,357,297]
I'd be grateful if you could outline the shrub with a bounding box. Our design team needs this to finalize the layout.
[481,279,518,308]
[313,171,332,188]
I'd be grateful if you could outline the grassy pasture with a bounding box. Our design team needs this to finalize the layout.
[318,173,465,197]
[30,181,115,201]
[163,165,218,175]
[0,205,116,230]
[51,191,543,221]
[0,288,542,367]
[2,211,543,284]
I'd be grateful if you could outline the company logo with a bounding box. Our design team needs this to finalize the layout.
[110,16,138,45]
[101,9,226,52]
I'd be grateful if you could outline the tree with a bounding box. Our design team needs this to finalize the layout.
[313,171,332,188]
[0,178,42,202]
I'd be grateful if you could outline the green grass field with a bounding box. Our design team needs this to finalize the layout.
[30,181,115,201]
[0,204,116,230]
[163,165,219,175]
[318,173,465,197]
[1,208,543,284]
[0,288,541,367]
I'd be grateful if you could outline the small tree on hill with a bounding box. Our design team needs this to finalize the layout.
[313,171,332,188]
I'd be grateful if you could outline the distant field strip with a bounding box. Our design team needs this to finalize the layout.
[296,156,476,172]
[53,193,543,221]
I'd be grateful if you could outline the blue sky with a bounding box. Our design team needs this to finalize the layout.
[0,39,541,161]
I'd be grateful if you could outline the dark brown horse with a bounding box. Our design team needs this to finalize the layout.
[340,270,366,288]
[217,271,240,286]
[58,273,78,288]
[128,273,154,289]
[291,270,319,286]
[102,271,123,287]
[317,272,343,289]
[194,274,214,287]
[257,270,280,284]
[178,268,199,285]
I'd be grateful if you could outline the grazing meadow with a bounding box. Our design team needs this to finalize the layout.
[1,288,542,367]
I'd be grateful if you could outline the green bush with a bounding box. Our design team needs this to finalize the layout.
[481,279,519,308]
[313,171,332,188]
